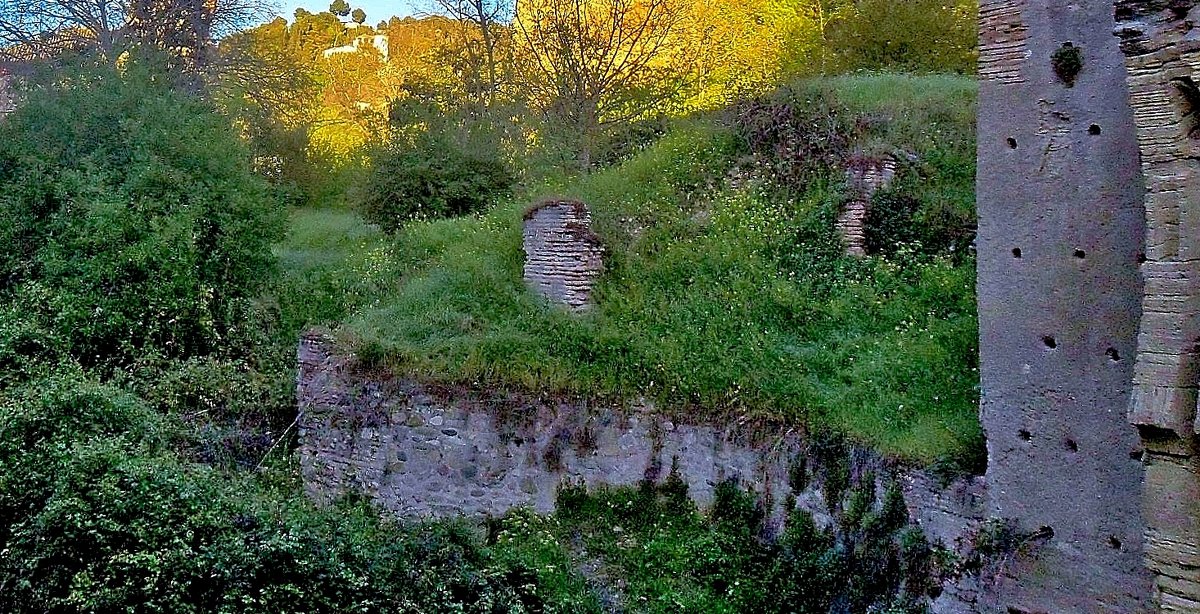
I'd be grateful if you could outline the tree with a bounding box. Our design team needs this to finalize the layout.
[514,0,695,168]
[0,0,268,69]
[826,0,976,74]
[426,0,511,107]
[0,0,128,60]
[289,8,346,63]
[779,0,853,75]
[351,7,366,24]
[329,0,350,17]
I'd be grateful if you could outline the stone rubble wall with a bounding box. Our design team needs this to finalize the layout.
[296,331,987,612]
[0,74,14,117]
[1116,3,1200,610]
[835,156,897,256]
[522,200,603,309]
[975,0,1153,611]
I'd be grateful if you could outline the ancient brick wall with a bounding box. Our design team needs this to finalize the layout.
[975,0,1152,611]
[1116,3,1200,609]
[296,331,988,612]
[522,200,603,309]
[835,156,898,256]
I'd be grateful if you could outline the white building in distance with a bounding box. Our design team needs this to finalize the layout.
[322,34,389,61]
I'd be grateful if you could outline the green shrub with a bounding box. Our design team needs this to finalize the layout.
[358,139,515,231]
[358,97,516,231]
[0,373,578,612]
[0,64,284,370]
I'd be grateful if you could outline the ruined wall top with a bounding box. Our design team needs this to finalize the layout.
[835,155,897,257]
[522,199,603,310]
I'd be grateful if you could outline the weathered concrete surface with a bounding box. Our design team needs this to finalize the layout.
[836,155,897,256]
[1116,3,1200,609]
[522,199,603,309]
[975,0,1152,611]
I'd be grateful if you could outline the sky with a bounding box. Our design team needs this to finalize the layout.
[278,0,417,22]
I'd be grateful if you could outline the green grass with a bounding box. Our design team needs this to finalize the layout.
[272,207,395,335]
[279,73,981,465]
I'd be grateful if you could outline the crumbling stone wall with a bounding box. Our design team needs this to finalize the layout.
[975,0,1152,611]
[835,156,898,256]
[0,73,14,117]
[298,331,802,518]
[522,199,603,309]
[1116,3,1200,609]
[296,331,988,612]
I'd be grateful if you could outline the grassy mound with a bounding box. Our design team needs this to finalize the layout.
[284,74,981,465]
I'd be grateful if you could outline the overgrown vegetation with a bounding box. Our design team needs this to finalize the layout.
[490,464,950,614]
[339,74,980,463]
[0,68,591,611]
[0,0,985,604]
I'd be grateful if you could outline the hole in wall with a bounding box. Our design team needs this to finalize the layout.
[1073,249,1086,259]
[1032,525,1055,541]
[1065,438,1079,452]
[1130,448,1144,461]
[1012,247,1022,258]
[1042,336,1058,349]
[1106,347,1121,362]
[1108,535,1123,549]
[1088,124,1101,135]
[1018,429,1032,442]
[1006,137,1018,149]
[1137,253,1147,264]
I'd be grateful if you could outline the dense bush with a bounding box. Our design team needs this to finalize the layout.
[866,181,975,259]
[732,82,866,188]
[357,97,516,231]
[0,65,284,370]
[0,372,570,612]
[358,139,514,231]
